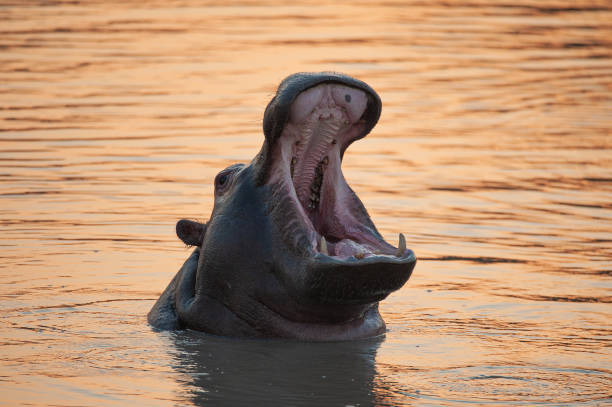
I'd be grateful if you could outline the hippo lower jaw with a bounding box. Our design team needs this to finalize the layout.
[264,79,416,305]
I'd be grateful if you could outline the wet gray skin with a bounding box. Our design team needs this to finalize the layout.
[148,72,417,341]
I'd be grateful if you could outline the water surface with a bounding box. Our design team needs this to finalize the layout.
[1,1,611,406]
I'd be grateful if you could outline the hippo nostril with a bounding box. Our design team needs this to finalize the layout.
[345,94,351,103]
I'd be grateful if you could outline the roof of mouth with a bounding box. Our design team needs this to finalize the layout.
[256,72,382,185]
[263,72,381,145]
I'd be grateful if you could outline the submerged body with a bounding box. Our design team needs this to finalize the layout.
[148,72,416,340]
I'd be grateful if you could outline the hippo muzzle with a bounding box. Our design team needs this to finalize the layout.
[148,72,416,341]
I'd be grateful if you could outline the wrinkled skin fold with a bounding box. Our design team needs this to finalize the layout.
[148,72,417,341]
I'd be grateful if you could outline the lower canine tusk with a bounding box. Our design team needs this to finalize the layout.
[320,236,328,255]
[396,233,406,257]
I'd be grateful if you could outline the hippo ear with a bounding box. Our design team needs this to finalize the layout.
[176,219,207,247]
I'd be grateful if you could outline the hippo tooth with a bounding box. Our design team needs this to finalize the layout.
[397,233,406,257]
[320,236,328,255]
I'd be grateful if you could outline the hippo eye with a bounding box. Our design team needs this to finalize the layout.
[217,174,228,186]
[214,164,245,195]
[345,94,351,103]
[214,170,234,194]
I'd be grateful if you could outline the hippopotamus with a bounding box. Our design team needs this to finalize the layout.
[148,72,416,341]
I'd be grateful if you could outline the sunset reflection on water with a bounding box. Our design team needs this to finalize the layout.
[1,1,611,406]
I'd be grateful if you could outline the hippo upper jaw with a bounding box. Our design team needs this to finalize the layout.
[259,72,416,308]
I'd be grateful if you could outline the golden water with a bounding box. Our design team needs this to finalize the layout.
[1,1,611,405]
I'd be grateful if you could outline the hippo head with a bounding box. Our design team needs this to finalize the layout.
[148,72,416,341]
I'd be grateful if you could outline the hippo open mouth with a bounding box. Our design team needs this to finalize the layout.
[260,72,416,304]
[149,72,416,340]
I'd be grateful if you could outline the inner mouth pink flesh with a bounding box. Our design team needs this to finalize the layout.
[275,83,399,259]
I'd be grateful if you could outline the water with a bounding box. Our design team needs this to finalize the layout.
[1,1,611,405]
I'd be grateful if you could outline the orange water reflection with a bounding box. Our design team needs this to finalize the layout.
[1,1,611,406]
